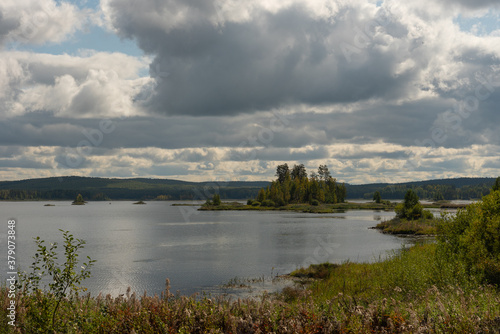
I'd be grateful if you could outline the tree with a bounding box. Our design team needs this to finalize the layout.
[257,188,266,202]
[275,164,290,184]
[493,177,500,192]
[72,194,85,205]
[373,191,381,204]
[395,189,430,220]
[317,165,331,182]
[404,189,419,208]
[291,164,307,180]
[212,193,221,206]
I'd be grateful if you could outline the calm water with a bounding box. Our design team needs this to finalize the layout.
[0,201,415,296]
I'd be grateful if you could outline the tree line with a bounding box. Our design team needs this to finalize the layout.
[254,164,346,206]
[360,183,494,201]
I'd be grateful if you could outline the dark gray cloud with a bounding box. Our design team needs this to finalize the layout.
[0,157,51,169]
[0,10,20,44]
[1,0,500,182]
[3,88,499,153]
[104,1,424,116]
[445,0,500,10]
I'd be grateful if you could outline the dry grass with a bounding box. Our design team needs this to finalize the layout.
[2,245,500,333]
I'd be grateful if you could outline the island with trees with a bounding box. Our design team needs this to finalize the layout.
[71,194,86,205]
[201,164,397,212]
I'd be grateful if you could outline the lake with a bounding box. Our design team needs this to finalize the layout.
[0,201,417,297]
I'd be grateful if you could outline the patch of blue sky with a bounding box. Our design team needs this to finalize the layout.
[455,11,500,36]
[11,25,144,58]
[66,0,101,10]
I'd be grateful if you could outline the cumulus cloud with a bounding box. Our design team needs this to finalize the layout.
[0,51,149,118]
[1,0,500,183]
[0,0,90,46]
[98,0,500,128]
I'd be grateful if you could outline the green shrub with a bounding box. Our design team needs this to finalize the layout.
[247,199,254,205]
[438,190,500,284]
[310,199,320,206]
[261,199,275,207]
[395,190,433,220]
[252,201,261,206]
[17,230,95,331]
[275,198,286,207]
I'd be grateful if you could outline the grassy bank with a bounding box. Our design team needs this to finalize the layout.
[198,201,398,213]
[2,243,499,333]
[374,217,441,235]
[196,201,464,213]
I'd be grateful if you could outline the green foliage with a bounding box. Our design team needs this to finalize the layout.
[6,222,500,333]
[291,163,307,180]
[257,188,266,202]
[351,178,497,200]
[247,199,254,205]
[275,163,290,184]
[261,199,275,207]
[493,176,500,192]
[395,189,433,220]
[72,193,85,205]
[376,217,439,235]
[251,201,261,207]
[212,193,221,206]
[433,191,445,201]
[310,199,319,206]
[438,190,500,284]
[17,230,95,330]
[256,163,346,206]
[290,262,339,279]
[373,191,381,203]
[0,176,270,201]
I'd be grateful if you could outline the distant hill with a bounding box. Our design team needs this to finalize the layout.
[0,176,270,201]
[345,177,497,200]
[0,176,496,201]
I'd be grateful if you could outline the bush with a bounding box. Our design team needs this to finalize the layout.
[310,199,320,206]
[261,199,275,207]
[251,201,261,206]
[247,199,254,205]
[438,190,500,284]
[395,190,433,220]
[422,209,434,219]
[18,230,95,331]
[275,198,286,207]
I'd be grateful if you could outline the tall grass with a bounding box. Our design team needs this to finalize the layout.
[2,244,500,333]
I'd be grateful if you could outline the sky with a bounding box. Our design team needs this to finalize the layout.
[0,0,500,184]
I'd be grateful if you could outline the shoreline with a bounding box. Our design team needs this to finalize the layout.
[193,201,468,213]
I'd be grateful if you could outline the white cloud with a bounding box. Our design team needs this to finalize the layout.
[0,51,150,118]
[2,0,500,183]
[0,0,90,46]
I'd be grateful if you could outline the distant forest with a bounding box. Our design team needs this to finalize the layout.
[346,177,497,200]
[0,177,268,201]
[0,176,497,201]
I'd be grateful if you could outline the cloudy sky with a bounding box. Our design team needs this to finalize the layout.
[1,0,499,184]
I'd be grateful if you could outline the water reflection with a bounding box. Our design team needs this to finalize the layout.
[1,201,421,297]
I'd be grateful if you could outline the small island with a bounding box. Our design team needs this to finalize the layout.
[71,194,86,205]
[374,189,440,235]
[201,164,356,213]
[133,200,146,205]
